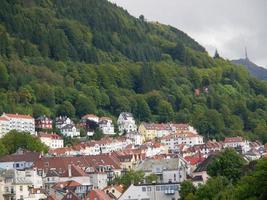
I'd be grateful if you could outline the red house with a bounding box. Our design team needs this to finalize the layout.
[35,115,53,129]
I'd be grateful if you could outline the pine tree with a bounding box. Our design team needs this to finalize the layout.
[214,49,220,59]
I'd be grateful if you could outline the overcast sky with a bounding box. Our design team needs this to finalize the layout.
[110,0,267,68]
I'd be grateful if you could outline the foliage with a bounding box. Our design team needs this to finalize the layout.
[180,181,196,200]
[235,158,267,200]
[91,128,104,141]
[188,158,267,200]
[0,130,48,155]
[112,170,145,190]
[207,148,246,183]
[144,173,158,184]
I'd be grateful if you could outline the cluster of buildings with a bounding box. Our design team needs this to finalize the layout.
[0,111,267,200]
[0,112,137,139]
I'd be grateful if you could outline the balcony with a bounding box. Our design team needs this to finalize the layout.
[164,189,175,195]
[3,189,16,196]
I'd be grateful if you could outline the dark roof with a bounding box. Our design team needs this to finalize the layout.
[36,115,52,121]
[46,169,60,177]
[0,150,40,163]
[194,154,217,173]
[192,175,203,182]
[61,124,75,130]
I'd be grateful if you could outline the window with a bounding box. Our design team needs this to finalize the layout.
[142,187,146,192]
[156,186,160,191]
[147,187,151,191]
[112,189,115,193]
[20,186,23,191]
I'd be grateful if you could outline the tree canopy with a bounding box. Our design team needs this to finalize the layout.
[0,130,48,156]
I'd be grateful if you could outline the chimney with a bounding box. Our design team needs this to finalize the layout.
[68,164,72,177]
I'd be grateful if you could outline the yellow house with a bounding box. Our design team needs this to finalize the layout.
[138,123,157,142]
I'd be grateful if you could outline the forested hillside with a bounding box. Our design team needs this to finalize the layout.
[0,0,267,142]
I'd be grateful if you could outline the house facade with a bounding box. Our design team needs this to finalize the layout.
[117,112,137,134]
[119,183,180,200]
[39,133,64,149]
[0,113,35,136]
[35,115,53,130]
[99,117,115,135]
[60,124,80,138]
[161,132,204,150]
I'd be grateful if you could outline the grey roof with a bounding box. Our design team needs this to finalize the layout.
[192,175,203,182]
[194,154,217,173]
[120,112,133,120]
[136,157,187,171]
[61,124,75,130]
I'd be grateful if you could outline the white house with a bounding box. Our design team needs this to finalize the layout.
[38,133,64,149]
[55,116,73,129]
[135,157,187,183]
[99,117,115,135]
[60,124,80,138]
[0,149,40,170]
[117,112,137,134]
[161,132,204,150]
[0,168,43,200]
[126,132,143,146]
[223,137,245,148]
[0,113,35,136]
[119,183,180,200]
[0,116,9,137]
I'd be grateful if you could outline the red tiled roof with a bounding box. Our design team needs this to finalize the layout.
[49,147,73,154]
[46,194,57,200]
[0,116,8,121]
[34,154,121,174]
[224,137,243,143]
[52,180,81,190]
[142,123,171,131]
[184,155,205,165]
[0,150,40,162]
[39,133,62,140]
[3,113,33,119]
[87,189,113,200]
[172,123,190,129]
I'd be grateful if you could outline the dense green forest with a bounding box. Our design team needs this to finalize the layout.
[180,150,267,200]
[0,0,267,142]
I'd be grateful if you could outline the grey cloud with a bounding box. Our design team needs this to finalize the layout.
[110,0,267,67]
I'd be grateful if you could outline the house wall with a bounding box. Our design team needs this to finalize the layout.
[119,184,180,200]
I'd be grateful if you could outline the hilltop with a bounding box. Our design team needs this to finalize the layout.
[232,58,267,80]
[0,0,267,142]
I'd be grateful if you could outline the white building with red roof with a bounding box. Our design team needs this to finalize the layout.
[0,113,35,136]
[223,136,250,153]
[161,132,204,150]
[38,132,64,149]
[0,116,9,137]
